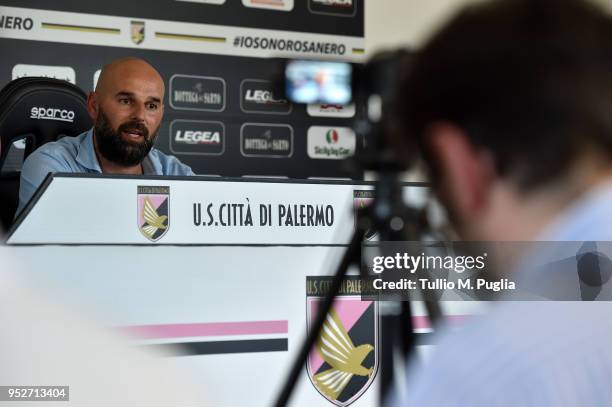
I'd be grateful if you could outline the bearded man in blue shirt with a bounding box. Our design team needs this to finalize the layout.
[17,57,193,214]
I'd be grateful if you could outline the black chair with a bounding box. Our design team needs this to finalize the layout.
[0,77,92,231]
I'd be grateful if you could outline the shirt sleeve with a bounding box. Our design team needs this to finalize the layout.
[165,155,195,176]
[177,160,195,176]
[16,149,68,216]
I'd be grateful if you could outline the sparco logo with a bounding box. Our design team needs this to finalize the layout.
[30,107,75,123]
[241,79,292,114]
[169,75,226,112]
[0,15,34,30]
[241,123,293,158]
[309,0,356,16]
[170,120,225,156]
[307,126,356,160]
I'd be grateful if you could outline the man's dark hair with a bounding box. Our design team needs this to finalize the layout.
[396,0,612,190]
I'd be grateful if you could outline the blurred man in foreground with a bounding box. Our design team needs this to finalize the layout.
[393,0,612,405]
[17,57,193,214]
[0,247,203,406]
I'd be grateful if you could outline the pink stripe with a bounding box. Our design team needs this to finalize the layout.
[120,320,288,339]
[412,315,468,329]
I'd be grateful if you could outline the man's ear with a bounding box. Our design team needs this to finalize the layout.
[86,91,98,122]
[426,123,495,222]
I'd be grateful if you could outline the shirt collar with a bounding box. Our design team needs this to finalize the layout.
[75,128,102,173]
[536,179,612,241]
[142,156,158,175]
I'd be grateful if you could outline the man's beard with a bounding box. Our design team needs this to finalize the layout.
[94,110,156,167]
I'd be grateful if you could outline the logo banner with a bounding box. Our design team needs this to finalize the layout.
[306,276,379,406]
[137,186,170,242]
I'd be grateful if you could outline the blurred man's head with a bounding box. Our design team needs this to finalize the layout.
[397,0,612,240]
[87,58,164,167]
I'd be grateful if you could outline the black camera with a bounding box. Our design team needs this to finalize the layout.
[281,50,412,110]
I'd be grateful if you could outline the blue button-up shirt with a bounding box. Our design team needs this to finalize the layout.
[393,181,612,406]
[17,129,194,214]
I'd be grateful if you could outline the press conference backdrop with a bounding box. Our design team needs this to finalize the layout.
[5,175,480,407]
[0,0,365,178]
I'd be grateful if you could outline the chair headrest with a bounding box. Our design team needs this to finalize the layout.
[0,77,92,164]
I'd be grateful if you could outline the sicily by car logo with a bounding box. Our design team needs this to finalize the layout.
[308,126,356,160]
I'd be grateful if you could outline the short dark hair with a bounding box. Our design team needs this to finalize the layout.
[396,0,612,190]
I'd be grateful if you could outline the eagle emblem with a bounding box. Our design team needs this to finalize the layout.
[307,277,379,406]
[131,20,145,45]
[137,186,170,242]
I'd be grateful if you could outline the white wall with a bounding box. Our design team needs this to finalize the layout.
[365,0,475,56]
[363,1,476,180]
[365,0,612,56]
[363,0,612,182]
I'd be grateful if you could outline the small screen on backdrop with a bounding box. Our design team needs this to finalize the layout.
[285,60,352,105]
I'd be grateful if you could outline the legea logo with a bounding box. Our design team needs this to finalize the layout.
[175,130,222,145]
[241,79,292,114]
[30,107,75,123]
[169,119,225,156]
[245,89,286,105]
